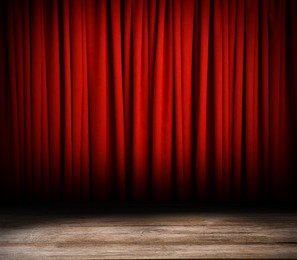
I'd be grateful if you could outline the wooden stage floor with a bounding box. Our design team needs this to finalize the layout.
[0,204,296,259]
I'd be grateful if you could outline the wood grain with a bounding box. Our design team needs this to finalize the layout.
[0,206,296,259]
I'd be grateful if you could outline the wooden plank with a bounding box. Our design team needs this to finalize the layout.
[0,208,296,259]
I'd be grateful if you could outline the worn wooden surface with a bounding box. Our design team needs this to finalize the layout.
[0,205,296,259]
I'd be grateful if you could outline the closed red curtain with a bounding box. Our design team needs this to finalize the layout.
[0,0,296,202]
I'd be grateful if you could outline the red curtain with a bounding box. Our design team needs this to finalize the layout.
[0,0,297,202]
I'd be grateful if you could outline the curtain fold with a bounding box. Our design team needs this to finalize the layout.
[0,0,296,202]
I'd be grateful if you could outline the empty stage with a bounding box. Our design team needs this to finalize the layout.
[0,204,296,259]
